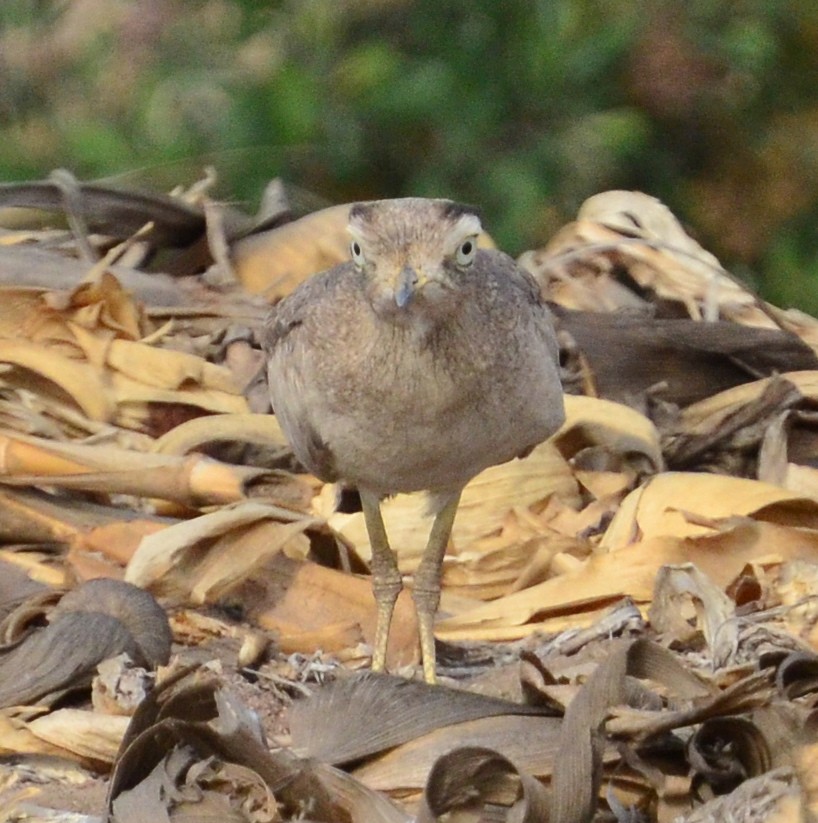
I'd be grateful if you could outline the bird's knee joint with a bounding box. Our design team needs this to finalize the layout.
[372,575,402,602]
[412,585,441,611]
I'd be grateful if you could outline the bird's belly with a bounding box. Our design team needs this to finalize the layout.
[322,381,559,494]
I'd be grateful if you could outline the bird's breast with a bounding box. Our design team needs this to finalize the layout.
[308,318,559,494]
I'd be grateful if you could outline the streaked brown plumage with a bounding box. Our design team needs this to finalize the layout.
[264,198,565,681]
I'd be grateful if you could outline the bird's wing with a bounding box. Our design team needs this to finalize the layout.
[486,251,561,362]
[262,271,345,483]
[261,286,310,355]
[262,265,351,354]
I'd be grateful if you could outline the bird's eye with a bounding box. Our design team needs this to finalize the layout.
[350,241,366,267]
[456,237,477,266]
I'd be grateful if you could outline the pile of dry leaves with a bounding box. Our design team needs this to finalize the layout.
[0,174,816,822]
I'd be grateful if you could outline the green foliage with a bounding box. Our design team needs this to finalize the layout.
[2,0,818,310]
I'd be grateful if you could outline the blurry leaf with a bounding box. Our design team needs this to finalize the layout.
[0,244,185,305]
[231,203,353,297]
[0,179,205,247]
[554,308,818,408]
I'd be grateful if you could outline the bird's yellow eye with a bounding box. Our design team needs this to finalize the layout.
[350,240,366,267]
[456,237,477,267]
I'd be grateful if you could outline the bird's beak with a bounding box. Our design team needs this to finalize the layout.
[394,265,424,308]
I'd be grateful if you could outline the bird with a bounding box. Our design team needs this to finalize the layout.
[264,198,565,682]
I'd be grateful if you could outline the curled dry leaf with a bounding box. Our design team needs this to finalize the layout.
[440,535,569,601]
[649,564,738,668]
[665,374,805,475]
[758,409,818,498]
[150,412,289,455]
[556,393,664,470]
[416,746,550,823]
[53,580,172,669]
[529,189,771,327]
[92,655,153,716]
[125,501,316,604]
[0,578,171,709]
[679,371,818,435]
[600,472,818,550]
[289,674,564,798]
[774,651,818,701]
[0,429,284,506]
[0,704,131,768]
[350,714,564,795]
[436,505,818,644]
[688,716,773,796]
[0,269,250,432]
[0,271,145,346]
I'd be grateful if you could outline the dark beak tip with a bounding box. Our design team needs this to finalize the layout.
[395,266,417,308]
[395,289,411,308]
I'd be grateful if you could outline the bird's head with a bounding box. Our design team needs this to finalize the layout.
[346,198,483,321]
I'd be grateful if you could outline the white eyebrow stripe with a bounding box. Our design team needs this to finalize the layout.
[443,213,482,248]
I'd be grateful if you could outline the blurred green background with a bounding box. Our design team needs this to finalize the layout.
[3,0,818,310]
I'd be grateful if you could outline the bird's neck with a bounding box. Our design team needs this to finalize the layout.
[370,299,452,348]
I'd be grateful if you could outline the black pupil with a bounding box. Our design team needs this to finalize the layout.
[352,242,361,256]
[461,240,473,256]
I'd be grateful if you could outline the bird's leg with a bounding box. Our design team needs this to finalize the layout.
[413,490,462,683]
[360,489,402,673]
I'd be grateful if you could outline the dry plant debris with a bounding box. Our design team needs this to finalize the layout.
[0,176,817,821]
